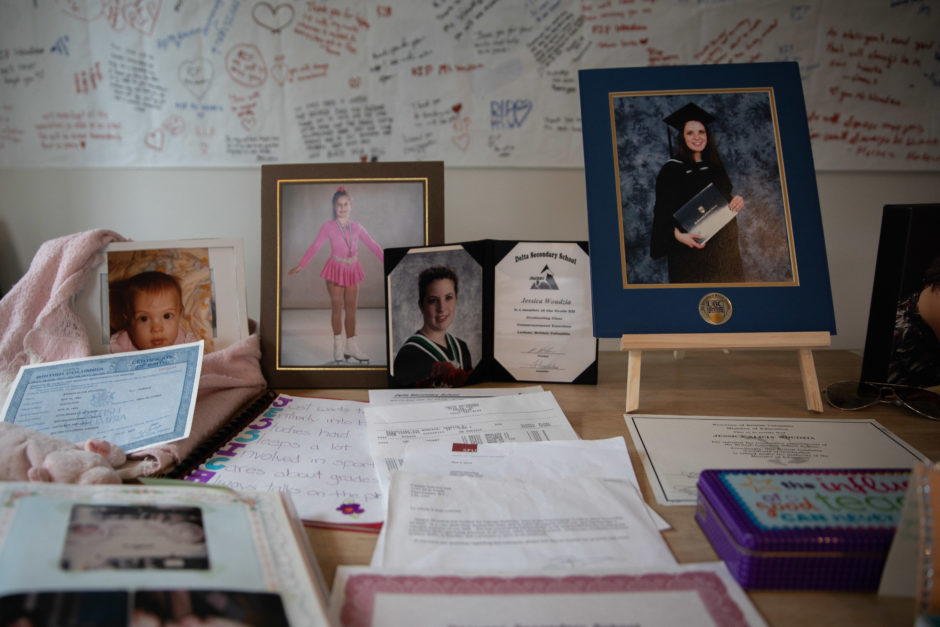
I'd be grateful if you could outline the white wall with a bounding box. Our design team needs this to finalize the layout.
[1,167,938,351]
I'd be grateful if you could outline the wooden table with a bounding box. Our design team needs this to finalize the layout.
[297,349,938,625]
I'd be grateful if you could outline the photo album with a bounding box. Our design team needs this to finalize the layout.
[0,481,331,626]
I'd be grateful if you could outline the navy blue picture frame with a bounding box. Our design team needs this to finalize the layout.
[579,62,836,338]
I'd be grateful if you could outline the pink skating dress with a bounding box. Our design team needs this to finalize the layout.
[295,220,384,286]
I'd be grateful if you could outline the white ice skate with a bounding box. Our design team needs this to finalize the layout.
[333,334,345,363]
[344,336,369,364]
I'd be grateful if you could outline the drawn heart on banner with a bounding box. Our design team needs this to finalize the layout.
[511,100,533,127]
[253,2,295,34]
[240,114,258,133]
[225,44,268,88]
[178,58,213,100]
[123,0,162,36]
[145,128,165,151]
[452,134,470,152]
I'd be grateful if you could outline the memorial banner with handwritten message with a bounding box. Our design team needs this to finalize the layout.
[0,1,936,170]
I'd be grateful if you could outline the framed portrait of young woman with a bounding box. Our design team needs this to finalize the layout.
[260,161,444,388]
[578,62,836,338]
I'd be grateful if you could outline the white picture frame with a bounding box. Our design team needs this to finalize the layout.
[77,238,249,355]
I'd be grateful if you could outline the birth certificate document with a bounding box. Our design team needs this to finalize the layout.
[493,242,596,382]
[1,342,202,452]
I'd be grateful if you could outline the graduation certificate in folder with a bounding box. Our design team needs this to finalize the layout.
[672,183,736,244]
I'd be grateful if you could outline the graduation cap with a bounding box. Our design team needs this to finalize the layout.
[664,102,715,156]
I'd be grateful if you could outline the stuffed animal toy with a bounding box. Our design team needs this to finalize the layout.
[0,422,127,484]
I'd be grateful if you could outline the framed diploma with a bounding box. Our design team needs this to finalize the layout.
[384,240,597,388]
[260,161,444,388]
[578,61,836,337]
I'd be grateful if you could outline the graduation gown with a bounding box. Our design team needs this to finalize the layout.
[649,158,745,283]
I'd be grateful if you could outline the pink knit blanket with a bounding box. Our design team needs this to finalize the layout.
[0,229,267,477]
[0,229,126,384]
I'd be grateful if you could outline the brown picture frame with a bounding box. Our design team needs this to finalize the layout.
[260,161,444,388]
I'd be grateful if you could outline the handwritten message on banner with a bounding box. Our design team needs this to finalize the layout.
[0,1,937,170]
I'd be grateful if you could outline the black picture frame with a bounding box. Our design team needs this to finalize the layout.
[260,161,444,388]
[860,204,940,388]
[385,240,597,388]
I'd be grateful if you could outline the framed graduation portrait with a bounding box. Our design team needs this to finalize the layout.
[260,161,444,388]
[578,62,836,338]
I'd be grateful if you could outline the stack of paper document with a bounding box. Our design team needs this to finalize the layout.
[362,389,673,571]
[364,390,581,492]
[336,387,767,626]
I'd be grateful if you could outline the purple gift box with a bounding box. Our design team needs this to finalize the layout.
[695,468,910,590]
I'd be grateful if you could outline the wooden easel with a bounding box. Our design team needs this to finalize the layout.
[621,331,831,413]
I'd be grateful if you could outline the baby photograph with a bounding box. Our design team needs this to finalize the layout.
[106,247,215,354]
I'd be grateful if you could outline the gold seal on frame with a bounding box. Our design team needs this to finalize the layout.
[698,292,732,325]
